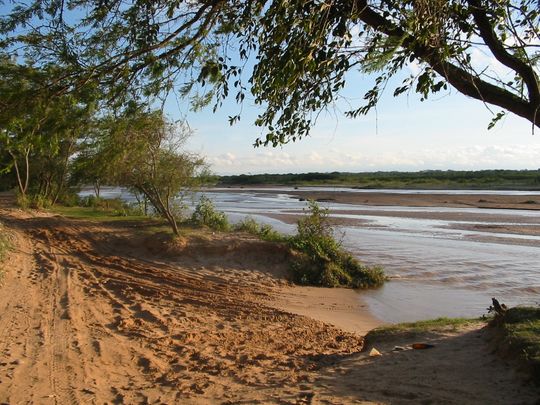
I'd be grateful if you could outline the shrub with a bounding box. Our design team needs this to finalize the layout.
[79,196,143,217]
[16,193,29,209]
[57,191,81,207]
[490,306,540,385]
[191,196,230,231]
[31,194,52,209]
[81,195,104,208]
[234,216,260,234]
[288,200,385,289]
[234,216,285,242]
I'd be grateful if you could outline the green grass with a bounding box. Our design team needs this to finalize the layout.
[50,206,149,222]
[233,216,287,243]
[50,205,219,239]
[365,317,484,342]
[493,307,540,384]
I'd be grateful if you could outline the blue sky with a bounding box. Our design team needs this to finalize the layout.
[165,14,540,176]
[3,2,538,176]
[169,72,540,176]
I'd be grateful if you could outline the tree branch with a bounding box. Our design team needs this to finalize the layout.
[353,0,540,127]
[467,0,539,105]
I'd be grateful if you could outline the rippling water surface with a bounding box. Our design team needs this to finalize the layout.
[84,187,540,323]
[205,188,540,323]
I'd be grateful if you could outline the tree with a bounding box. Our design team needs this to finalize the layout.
[1,1,538,145]
[0,59,97,204]
[92,111,207,235]
[0,63,53,200]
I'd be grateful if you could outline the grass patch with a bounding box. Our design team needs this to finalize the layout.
[366,317,485,341]
[491,306,540,385]
[50,205,149,222]
[234,216,287,243]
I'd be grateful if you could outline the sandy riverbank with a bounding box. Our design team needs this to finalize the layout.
[1,200,538,403]
[226,187,540,210]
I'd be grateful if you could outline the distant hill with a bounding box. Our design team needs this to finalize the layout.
[218,170,540,190]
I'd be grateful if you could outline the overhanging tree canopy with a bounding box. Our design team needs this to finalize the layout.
[1,0,539,145]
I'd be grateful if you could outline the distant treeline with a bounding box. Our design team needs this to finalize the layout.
[218,170,540,190]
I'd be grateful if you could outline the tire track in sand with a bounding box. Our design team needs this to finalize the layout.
[34,229,80,405]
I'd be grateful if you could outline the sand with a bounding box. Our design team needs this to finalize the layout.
[1,198,539,403]
[268,188,540,210]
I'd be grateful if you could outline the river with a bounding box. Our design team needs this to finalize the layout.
[205,188,540,323]
[83,187,540,324]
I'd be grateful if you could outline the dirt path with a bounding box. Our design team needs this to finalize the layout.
[1,205,539,404]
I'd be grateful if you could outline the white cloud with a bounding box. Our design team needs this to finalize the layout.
[208,144,540,174]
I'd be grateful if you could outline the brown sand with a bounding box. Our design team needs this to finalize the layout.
[275,188,540,210]
[1,201,539,403]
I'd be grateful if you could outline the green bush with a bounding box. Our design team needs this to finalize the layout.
[78,196,142,217]
[57,191,81,207]
[31,194,53,209]
[234,216,285,242]
[492,306,540,385]
[81,195,103,207]
[191,196,230,231]
[289,200,385,289]
[16,193,30,209]
[234,216,260,234]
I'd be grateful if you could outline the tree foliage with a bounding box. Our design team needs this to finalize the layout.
[1,0,539,145]
[90,111,208,235]
[0,58,97,203]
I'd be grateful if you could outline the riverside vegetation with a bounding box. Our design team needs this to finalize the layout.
[52,195,385,290]
[190,198,385,289]
[218,170,540,190]
[490,306,540,385]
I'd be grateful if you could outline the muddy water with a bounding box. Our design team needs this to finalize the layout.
[82,187,540,324]
[204,189,540,323]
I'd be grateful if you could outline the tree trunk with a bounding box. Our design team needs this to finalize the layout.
[23,147,30,195]
[94,179,101,198]
[137,185,180,236]
[9,150,26,198]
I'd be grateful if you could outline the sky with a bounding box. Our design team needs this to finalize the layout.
[168,71,540,176]
[3,1,538,176]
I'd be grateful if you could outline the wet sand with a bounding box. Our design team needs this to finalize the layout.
[274,188,540,210]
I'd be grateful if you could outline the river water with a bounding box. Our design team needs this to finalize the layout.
[85,187,540,324]
[204,188,540,323]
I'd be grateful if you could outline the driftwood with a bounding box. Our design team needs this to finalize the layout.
[488,298,508,319]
